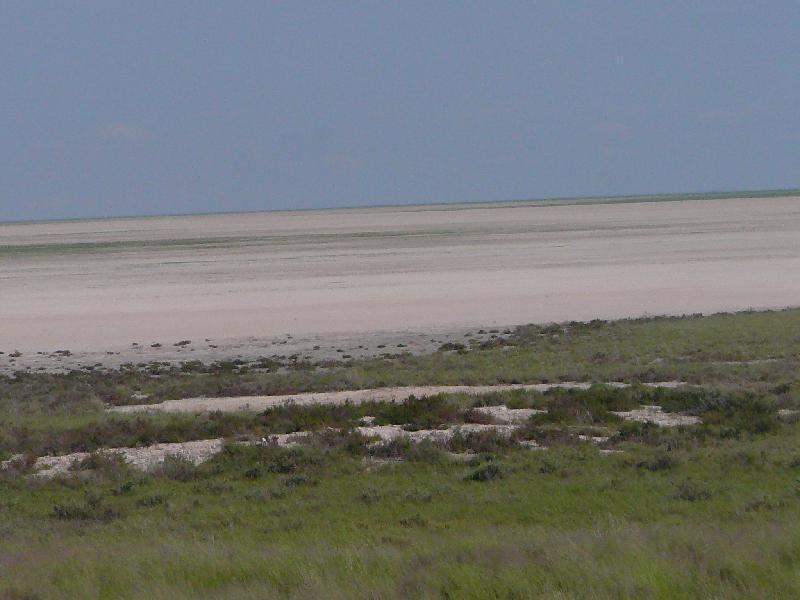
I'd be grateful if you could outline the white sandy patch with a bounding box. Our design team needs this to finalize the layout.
[109,381,686,414]
[578,434,611,444]
[2,439,224,479]
[261,431,314,447]
[518,440,544,450]
[356,423,519,444]
[612,405,701,427]
[470,405,546,423]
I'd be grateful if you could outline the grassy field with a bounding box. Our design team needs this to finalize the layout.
[2,309,800,598]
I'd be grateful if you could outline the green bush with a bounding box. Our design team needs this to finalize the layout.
[52,491,122,522]
[153,455,199,482]
[467,463,503,481]
[633,451,678,471]
[673,479,712,502]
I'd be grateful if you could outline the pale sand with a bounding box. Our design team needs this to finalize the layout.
[355,423,520,444]
[109,382,686,414]
[470,405,547,424]
[611,406,702,427]
[2,196,799,367]
[1,439,225,479]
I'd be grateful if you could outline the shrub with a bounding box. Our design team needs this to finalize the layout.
[136,494,167,508]
[111,480,137,496]
[673,479,712,502]
[437,342,466,352]
[742,495,784,513]
[243,466,262,480]
[258,403,359,436]
[369,394,462,429]
[463,408,495,424]
[360,488,384,504]
[403,488,433,503]
[721,450,760,468]
[399,514,428,527]
[52,490,122,522]
[370,438,412,460]
[514,424,579,448]
[618,419,734,450]
[531,385,638,425]
[538,459,559,474]
[252,446,324,475]
[71,451,129,479]
[405,441,447,463]
[1,453,36,476]
[153,455,199,482]
[467,463,503,482]
[306,429,368,455]
[633,451,678,471]
[449,430,516,454]
[281,474,317,487]
[691,391,779,435]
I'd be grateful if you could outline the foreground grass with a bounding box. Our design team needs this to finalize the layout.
[2,308,800,598]
[3,427,800,598]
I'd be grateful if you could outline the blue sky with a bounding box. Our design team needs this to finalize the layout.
[1,2,798,221]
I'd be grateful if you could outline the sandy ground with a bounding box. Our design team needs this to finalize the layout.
[110,381,686,414]
[611,406,701,427]
[1,439,225,479]
[2,195,799,371]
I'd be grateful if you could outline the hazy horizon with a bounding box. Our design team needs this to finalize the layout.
[2,187,798,226]
[2,2,799,222]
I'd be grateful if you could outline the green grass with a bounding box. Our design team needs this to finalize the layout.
[2,308,800,598]
[4,428,800,598]
[1,382,790,459]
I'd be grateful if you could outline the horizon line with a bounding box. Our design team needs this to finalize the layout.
[2,186,798,226]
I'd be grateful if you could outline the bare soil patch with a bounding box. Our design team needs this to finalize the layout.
[110,382,686,414]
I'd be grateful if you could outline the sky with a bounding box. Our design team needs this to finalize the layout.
[1,2,798,222]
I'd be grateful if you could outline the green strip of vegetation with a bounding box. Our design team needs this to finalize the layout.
[2,308,800,598]
[3,309,798,416]
[4,426,800,598]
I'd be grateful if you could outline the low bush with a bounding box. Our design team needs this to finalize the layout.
[514,424,580,448]
[467,463,502,481]
[269,447,321,473]
[359,487,384,504]
[632,451,678,471]
[136,494,167,508]
[368,394,463,429]
[1,453,36,476]
[398,514,428,527]
[153,455,200,482]
[52,491,122,522]
[71,451,129,479]
[449,431,516,454]
[672,479,712,502]
[281,474,318,487]
[532,385,637,425]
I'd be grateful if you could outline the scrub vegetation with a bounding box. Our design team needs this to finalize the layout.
[2,308,800,598]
